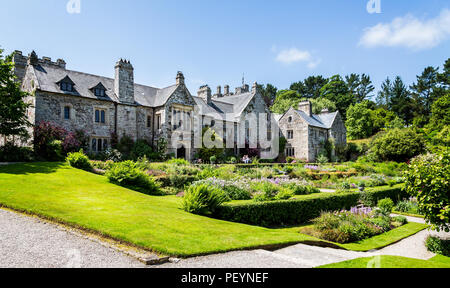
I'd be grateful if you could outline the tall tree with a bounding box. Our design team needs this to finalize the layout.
[390,76,414,125]
[0,49,31,144]
[410,66,440,118]
[357,74,375,102]
[290,76,328,99]
[376,77,392,108]
[257,83,278,107]
[320,75,354,120]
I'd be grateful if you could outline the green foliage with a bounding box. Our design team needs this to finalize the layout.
[167,158,190,166]
[182,183,228,215]
[368,128,426,162]
[405,152,450,232]
[198,127,224,163]
[281,183,320,195]
[106,161,161,195]
[116,135,135,159]
[66,150,93,172]
[310,211,386,243]
[392,216,408,226]
[346,101,374,139]
[0,50,31,140]
[0,143,34,162]
[215,192,361,227]
[130,139,155,161]
[395,199,420,215]
[317,154,329,164]
[378,198,395,216]
[426,236,450,257]
[428,92,450,130]
[359,185,407,207]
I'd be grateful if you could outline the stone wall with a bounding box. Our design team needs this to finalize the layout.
[307,126,328,162]
[278,109,309,161]
[330,112,347,147]
[34,91,116,146]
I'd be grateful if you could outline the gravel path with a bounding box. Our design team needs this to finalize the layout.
[0,208,146,268]
[160,215,450,268]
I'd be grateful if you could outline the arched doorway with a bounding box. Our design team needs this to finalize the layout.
[177,146,186,159]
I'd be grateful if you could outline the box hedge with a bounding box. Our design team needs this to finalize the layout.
[214,185,406,227]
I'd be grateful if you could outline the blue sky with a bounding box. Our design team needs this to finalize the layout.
[1,0,449,96]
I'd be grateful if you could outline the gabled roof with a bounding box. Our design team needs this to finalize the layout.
[192,92,256,123]
[284,108,340,129]
[30,63,181,107]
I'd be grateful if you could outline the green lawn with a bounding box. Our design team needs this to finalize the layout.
[318,255,450,268]
[0,163,319,257]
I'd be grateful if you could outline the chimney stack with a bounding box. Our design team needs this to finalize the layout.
[198,85,212,104]
[176,71,185,86]
[114,59,135,104]
[252,82,258,94]
[224,85,230,96]
[298,101,312,117]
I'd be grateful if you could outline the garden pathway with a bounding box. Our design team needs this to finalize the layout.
[0,208,147,268]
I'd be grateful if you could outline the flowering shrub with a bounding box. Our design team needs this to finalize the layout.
[305,205,401,243]
[192,178,251,201]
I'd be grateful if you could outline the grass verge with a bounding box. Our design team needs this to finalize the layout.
[0,162,320,257]
[317,255,450,268]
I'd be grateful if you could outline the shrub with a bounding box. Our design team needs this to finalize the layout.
[274,189,295,201]
[101,148,123,162]
[106,161,161,195]
[310,210,383,243]
[117,135,135,159]
[317,154,329,164]
[395,199,420,215]
[282,183,320,195]
[210,155,217,164]
[368,128,426,162]
[66,150,93,172]
[405,152,450,232]
[359,185,407,207]
[167,158,190,166]
[377,198,395,216]
[392,216,408,226]
[33,122,67,160]
[0,143,34,162]
[426,236,450,257]
[182,183,228,215]
[130,140,154,160]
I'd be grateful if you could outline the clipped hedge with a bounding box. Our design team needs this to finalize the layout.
[214,185,407,227]
[361,184,407,207]
[215,192,360,227]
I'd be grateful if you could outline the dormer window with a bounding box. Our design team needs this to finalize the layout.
[91,83,107,98]
[94,88,106,97]
[58,76,75,92]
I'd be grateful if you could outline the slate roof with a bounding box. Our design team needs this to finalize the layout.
[192,92,255,123]
[29,62,257,119]
[30,63,178,108]
[293,109,339,129]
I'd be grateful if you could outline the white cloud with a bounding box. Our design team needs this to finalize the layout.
[359,9,450,50]
[275,48,320,68]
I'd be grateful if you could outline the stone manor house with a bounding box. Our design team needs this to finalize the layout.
[9,50,347,162]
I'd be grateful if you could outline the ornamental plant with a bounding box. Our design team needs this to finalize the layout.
[66,150,93,172]
[182,183,228,215]
[405,152,450,232]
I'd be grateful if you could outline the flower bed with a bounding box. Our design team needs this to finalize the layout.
[301,207,408,244]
